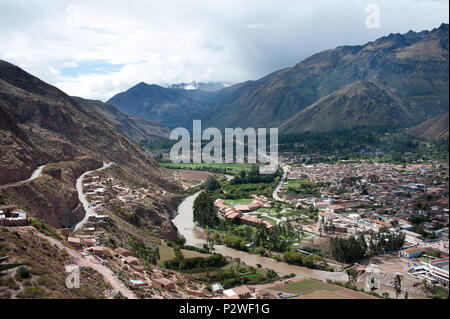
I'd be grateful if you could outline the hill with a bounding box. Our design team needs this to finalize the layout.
[0,59,181,231]
[72,97,170,144]
[406,112,449,140]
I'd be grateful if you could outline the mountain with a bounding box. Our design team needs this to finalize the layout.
[203,23,449,131]
[279,80,416,133]
[0,59,180,230]
[107,82,215,128]
[72,97,170,144]
[168,81,229,92]
[108,24,448,133]
[406,112,449,140]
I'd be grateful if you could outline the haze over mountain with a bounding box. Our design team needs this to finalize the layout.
[168,81,229,92]
[108,24,449,133]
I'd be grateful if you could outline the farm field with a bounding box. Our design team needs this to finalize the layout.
[270,279,376,299]
[160,162,254,174]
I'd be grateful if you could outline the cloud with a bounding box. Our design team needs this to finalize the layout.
[0,0,448,101]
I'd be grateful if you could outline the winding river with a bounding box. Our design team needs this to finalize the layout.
[172,191,348,281]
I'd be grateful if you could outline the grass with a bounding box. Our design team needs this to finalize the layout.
[225,198,253,206]
[180,249,211,259]
[260,216,277,224]
[158,241,176,265]
[270,279,341,295]
[159,163,254,174]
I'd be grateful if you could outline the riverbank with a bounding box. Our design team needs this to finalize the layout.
[172,191,348,281]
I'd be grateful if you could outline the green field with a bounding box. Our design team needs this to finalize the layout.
[159,162,254,174]
[270,279,341,295]
[225,198,253,206]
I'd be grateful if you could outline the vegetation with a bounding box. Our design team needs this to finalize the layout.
[329,230,405,263]
[279,126,448,163]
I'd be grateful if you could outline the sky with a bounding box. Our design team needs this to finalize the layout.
[0,0,448,101]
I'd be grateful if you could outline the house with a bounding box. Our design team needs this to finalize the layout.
[223,286,252,299]
[124,256,140,266]
[232,286,252,298]
[225,210,242,220]
[68,237,82,249]
[152,278,176,290]
[222,289,240,299]
[212,283,224,294]
[130,279,147,287]
[0,209,28,227]
[400,248,424,259]
[91,246,104,258]
[83,238,97,247]
[59,228,71,237]
[115,247,132,257]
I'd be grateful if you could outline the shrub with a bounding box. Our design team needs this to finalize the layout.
[16,266,31,280]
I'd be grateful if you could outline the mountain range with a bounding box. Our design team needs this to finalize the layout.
[107,23,449,135]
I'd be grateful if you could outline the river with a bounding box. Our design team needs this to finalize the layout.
[172,191,348,281]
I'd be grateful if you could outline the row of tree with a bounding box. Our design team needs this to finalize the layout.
[329,230,406,263]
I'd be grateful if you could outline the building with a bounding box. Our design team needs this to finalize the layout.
[68,237,82,250]
[429,259,449,285]
[400,248,424,259]
[152,278,176,290]
[124,256,140,266]
[212,283,224,294]
[0,206,27,227]
[115,247,132,257]
[223,286,252,299]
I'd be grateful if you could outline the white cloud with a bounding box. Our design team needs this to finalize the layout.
[0,0,448,101]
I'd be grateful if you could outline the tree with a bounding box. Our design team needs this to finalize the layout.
[345,267,358,284]
[394,274,402,299]
[193,192,219,227]
[205,176,220,191]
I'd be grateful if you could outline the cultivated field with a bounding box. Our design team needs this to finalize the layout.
[269,279,376,299]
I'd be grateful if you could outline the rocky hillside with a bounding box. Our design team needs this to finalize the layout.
[406,112,449,140]
[0,59,181,229]
[72,97,170,144]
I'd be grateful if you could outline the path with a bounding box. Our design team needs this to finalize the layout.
[24,226,136,299]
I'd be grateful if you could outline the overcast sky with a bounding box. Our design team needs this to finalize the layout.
[0,0,448,101]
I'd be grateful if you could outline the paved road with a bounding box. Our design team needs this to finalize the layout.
[0,164,47,188]
[272,164,288,201]
[72,163,113,232]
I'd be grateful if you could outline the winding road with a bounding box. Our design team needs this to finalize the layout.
[72,162,113,232]
[0,164,48,188]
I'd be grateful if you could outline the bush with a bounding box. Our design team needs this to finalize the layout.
[16,266,31,280]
